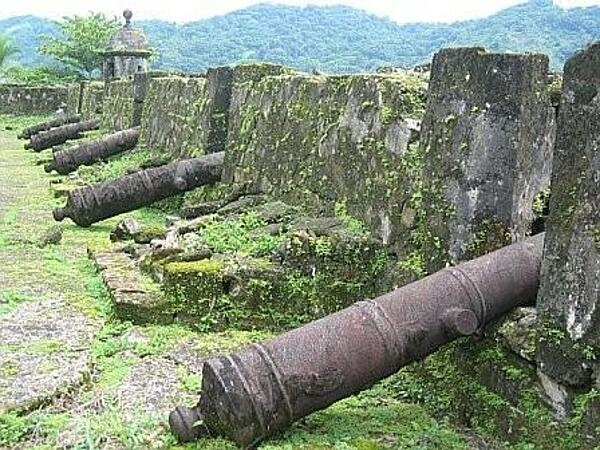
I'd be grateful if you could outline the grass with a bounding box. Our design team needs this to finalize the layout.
[0,114,473,449]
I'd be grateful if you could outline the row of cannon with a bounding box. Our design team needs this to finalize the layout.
[22,116,224,227]
[20,116,546,448]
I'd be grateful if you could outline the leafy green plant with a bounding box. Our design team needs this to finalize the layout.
[0,35,19,71]
[334,201,367,235]
[199,211,284,257]
[4,65,80,85]
[39,13,120,79]
[0,412,29,447]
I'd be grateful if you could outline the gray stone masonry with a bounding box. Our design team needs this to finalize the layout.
[537,42,600,387]
[420,47,556,272]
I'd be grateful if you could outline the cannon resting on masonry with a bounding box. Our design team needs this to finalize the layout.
[169,233,545,448]
[18,114,82,139]
[44,127,141,175]
[53,151,225,227]
[24,119,101,152]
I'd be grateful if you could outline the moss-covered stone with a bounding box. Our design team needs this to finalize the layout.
[395,336,593,449]
[140,76,209,157]
[0,85,69,115]
[64,83,80,116]
[223,70,428,260]
[536,42,600,387]
[419,48,555,272]
[102,78,135,131]
[132,225,166,244]
[141,207,391,331]
[79,81,104,120]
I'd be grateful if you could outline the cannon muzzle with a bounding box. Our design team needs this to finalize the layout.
[52,207,67,222]
[170,233,545,447]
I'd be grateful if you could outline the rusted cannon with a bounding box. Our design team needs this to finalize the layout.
[18,114,82,139]
[44,127,141,175]
[169,233,545,448]
[53,151,225,227]
[24,119,101,152]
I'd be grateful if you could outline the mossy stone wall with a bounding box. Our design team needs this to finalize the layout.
[396,309,599,449]
[79,81,104,120]
[419,47,556,272]
[223,72,427,253]
[0,85,69,115]
[102,78,135,131]
[139,76,208,157]
[138,63,291,159]
[64,84,80,116]
[537,42,600,387]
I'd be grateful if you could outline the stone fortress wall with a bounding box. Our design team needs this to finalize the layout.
[4,42,599,446]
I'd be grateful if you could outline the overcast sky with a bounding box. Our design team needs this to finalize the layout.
[1,0,598,24]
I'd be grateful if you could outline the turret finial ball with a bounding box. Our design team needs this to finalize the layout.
[123,9,133,25]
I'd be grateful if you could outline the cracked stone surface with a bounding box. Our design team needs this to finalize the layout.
[54,353,193,450]
[0,298,101,413]
[116,356,188,415]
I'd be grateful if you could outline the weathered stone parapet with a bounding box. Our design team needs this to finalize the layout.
[223,71,427,250]
[140,75,208,156]
[420,47,555,271]
[537,42,600,387]
[132,72,151,127]
[102,78,135,131]
[65,83,81,116]
[0,85,69,115]
[79,81,104,120]
[139,64,290,159]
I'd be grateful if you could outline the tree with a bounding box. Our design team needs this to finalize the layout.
[39,12,120,79]
[0,35,19,70]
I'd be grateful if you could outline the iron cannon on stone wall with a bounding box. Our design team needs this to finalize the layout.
[18,114,82,140]
[24,119,101,152]
[169,233,545,448]
[44,127,141,175]
[53,151,225,227]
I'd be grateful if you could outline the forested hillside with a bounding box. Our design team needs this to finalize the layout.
[1,0,599,73]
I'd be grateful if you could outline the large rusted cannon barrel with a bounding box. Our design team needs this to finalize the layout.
[53,151,225,227]
[169,233,545,447]
[44,127,141,175]
[18,114,82,139]
[24,119,101,152]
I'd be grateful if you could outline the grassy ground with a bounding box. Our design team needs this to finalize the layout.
[0,114,472,450]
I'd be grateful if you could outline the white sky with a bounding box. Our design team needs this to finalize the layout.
[0,0,598,24]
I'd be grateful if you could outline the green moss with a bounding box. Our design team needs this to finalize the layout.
[165,259,225,274]
[132,225,166,244]
[393,336,592,449]
[538,318,599,369]
[465,216,512,259]
[533,188,551,217]
[593,225,600,250]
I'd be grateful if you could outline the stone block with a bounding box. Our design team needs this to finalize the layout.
[420,47,556,271]
[222,71,428,251]
[0,85,69,115]
[537,42,600,387]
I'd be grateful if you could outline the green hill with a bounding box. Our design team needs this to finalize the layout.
[1,0,599,74]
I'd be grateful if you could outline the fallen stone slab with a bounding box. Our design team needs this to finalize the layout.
[90,249,168,324]
[0,298,100,413]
